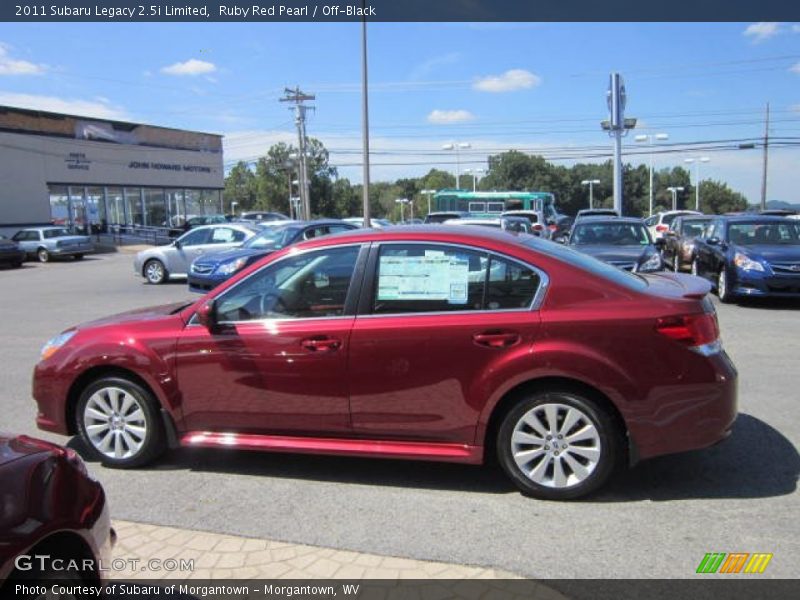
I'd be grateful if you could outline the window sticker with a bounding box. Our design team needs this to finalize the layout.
[378,253,470,303]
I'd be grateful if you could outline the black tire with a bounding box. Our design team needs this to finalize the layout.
[6,563,87,599]
[75,376,166,468]
[144,259,168,284]
[74,254,84,260]
[12,260,23,269]
[37,248,50,263]
[496,390,621,500]
[717,268,734,304]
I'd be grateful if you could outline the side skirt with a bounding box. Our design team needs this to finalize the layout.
[180,431,483,464]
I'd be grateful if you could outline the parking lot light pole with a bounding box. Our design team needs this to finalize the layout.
[464,168,484,192]
[684,157,711,212]
[421,189,436,216]
[581,179,601,209]
[634,133,669,217]
[395,198,409,223]
[442,142,471,189]
[666,186,684,211]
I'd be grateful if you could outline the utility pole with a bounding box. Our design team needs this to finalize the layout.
[281,86,315,220]
[760,102,770,211]
[361,15,371,227]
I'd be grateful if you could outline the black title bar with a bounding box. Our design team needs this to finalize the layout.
[4,1,800,22]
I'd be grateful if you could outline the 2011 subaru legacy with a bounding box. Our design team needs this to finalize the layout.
[567,217,665,273]
[32,226,737,500]
[692,215,800,302]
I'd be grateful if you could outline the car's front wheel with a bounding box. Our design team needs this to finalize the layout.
[76,376,166,468]
[144,259,168,284]
[497,391,620,500]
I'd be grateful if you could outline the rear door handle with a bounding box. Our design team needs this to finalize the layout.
[473,331,521,348]
[301,336,342,353]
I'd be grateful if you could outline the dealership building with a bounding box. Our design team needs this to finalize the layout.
[0,105,224,237]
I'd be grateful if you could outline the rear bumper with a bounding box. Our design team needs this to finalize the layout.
[629,350,738,461]
[0,249,25,262]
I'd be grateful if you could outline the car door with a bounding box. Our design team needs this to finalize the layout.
[694,219,722,280]
[348,242,544,445]
[167,227,211,274]
[175,243,367,435]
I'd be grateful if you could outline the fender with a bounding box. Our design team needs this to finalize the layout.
[473,338,639,444]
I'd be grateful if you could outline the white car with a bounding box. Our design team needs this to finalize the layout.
[442,217,533,234]
[644,210,702,240]
[133,223,260,284]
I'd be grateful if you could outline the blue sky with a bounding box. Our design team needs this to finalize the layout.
[0,21,798,202]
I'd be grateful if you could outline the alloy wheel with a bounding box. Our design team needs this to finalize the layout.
[83,386,147,459]
[510,403,602,489]
[145,260,165,284]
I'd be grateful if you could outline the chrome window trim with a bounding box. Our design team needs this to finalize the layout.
[366,240,549,317]
[189,242,369,326]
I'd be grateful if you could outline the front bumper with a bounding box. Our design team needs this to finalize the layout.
[732,269,800,297]
[187,272,227,293]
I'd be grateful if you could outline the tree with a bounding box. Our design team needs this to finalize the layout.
[222,162,257,213]
[698,180,748,215]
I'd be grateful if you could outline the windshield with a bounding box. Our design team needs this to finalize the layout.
[244,226,300,250]
[728,221,800,246]
[571,222,650,245]
[43,228,71,238]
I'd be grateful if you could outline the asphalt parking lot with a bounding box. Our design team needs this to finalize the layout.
[1,252,798,579]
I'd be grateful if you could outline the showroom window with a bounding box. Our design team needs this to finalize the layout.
[144,188,167,227]
[125,188,144,226]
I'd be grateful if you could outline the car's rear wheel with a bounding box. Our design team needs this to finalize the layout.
[497,391,620,500]
[144,259,168,284]
[37,248,50,263]
[717,268,733,303]
[76,376,166,468]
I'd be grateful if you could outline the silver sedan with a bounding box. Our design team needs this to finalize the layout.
[133,224,259,284]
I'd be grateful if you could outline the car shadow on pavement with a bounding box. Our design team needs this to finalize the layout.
[729,297,800,310]
[595,413,798,502]
[68,413,796,500]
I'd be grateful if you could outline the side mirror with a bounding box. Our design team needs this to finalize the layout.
[173,239,182,249]
[196,299,219,332]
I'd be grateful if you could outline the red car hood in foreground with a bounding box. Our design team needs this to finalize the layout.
[76,300,193,330]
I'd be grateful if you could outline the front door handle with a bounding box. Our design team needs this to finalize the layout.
[473,331,520,348]
[301,336,342,353]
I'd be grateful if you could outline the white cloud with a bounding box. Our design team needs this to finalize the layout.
[0,44,46,75]
[160,59,216,76]
[743,22,781,43]
[473,69,541,93]
[0,92,128,120]
[790,62,800,74]
[427,109,475,124]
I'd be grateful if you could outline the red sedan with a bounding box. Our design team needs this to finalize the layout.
[32,227,737,500]
[0,434,114,589]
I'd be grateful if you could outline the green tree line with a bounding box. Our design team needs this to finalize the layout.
[224,141,747,220]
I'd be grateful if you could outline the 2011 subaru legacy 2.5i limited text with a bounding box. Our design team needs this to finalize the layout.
[32,226,737,500]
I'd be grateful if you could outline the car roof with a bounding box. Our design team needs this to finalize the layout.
[716,215,795,223]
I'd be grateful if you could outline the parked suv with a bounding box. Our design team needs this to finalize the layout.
[644,210,702,241]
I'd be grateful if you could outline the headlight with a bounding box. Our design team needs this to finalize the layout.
[637,252,663,273]
[734,252,765,272]
[40,330,76,361]
[216,257,248,276]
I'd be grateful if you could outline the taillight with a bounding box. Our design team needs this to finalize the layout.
[533,223,544,231]
[548,224,558,231]
[656,224,669,232]
[656,313,720,355]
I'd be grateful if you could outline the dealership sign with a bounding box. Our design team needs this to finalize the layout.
[129,161,212,173]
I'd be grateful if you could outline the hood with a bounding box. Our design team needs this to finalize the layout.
[0,239,20,248]
[0,434,61,467]
[573,244,650,263]
[734,244,800,264]
[77,300,192,329]
[193,247,273,266]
